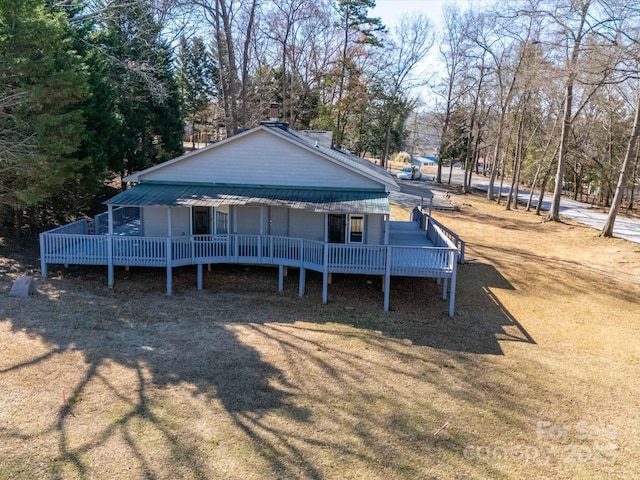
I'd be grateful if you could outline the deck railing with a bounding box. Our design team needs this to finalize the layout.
[412,206,465,263]
[41,232,456,277]
[40,230,459,315]
[40,222,461,315]
[328,244,386,274]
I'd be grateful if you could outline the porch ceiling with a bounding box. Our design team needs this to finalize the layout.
[104,183,390,215]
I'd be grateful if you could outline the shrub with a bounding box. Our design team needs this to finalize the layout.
[392,151,411,164]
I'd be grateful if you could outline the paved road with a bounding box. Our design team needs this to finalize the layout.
[455,168,640,244]
[389,166,640,244]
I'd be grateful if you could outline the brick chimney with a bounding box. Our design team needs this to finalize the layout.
[269,102,279,122]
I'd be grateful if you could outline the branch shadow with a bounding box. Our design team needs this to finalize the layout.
[0,279,301,479]
[309,261,535,355]
[1,258,536,479]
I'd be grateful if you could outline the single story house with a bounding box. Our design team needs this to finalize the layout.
[413,156,437,167]
[40,121,463,314]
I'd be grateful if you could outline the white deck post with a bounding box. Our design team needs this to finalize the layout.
[197,263,203,290]
[107,236,114,287]
[449,251,457,317]
[278,264,284,291]
[166,208,172,295]
[322,243,329,304]
[107,205,114,287]
[39,234,47,279]
[299,238,305,296]
[299,267,306,297]
[383,245,392,311]
[166,238,172,295]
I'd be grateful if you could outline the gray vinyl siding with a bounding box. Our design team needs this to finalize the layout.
[171,208,190,236]
[236,206,262,234]
[142,207,166,236]
[139,129,381,190]
[366,214,385,245]
[269,207,289,236]
[142,207,190,236]
[289,210,324,241]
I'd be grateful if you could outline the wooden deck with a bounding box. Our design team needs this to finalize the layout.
[40,211,463,315]
[389,221,435,246]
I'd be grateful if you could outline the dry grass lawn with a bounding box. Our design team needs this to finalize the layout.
[1,191,639,480]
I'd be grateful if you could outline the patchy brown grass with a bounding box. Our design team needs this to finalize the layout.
[1,193,639,480]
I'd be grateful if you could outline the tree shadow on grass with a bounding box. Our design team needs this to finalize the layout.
[0,278,303,479]
[1,259,536,480]
[303,261,535,356]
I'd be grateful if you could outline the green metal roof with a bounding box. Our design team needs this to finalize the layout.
[104,183,390,214]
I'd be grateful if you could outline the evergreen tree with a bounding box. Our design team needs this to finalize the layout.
[332,0,384,148]
[91,0,183,179]
[0,0,89,235]
[176,36,217,148]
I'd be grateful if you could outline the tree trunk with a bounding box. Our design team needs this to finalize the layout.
[240,0,257,129]
[628,142,639,211]
[601,92,640,237]
[218,0,239,136]
[213,2,231,138]
[536,153,558,216]
[547,1,590,221]
[548,79,575,221]
[507,108,526,210]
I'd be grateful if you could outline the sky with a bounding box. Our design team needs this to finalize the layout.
[371,0,455,105]
[372,0,451,31]
[369,0,492,106]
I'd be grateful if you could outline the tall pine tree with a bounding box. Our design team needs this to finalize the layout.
[91,0,183,179]
[0,0,89,235]
[177,36,217,149]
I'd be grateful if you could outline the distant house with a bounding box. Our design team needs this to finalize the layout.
[412,156,437,167]
[40,121,463,314]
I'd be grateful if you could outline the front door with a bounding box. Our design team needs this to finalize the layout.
[192,207,211,235]
[328,214,346,243]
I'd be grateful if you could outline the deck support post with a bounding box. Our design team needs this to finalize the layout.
[322,244,329,304]
[299,267,306,297]
[278,264,284,291]
[383,246,392,311]
[107,235,114,287]
[166,238,172,295]
[107,203,114,287]
[442,278,448,300]
[39,234,47,279]
[449,252,457,317]
[197,263,203,290]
